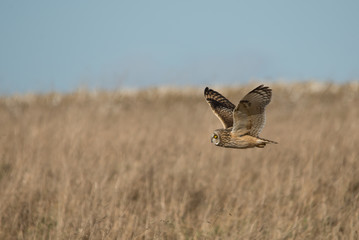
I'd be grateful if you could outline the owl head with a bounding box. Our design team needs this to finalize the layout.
[211,130,223,146]
[211,129,232,147]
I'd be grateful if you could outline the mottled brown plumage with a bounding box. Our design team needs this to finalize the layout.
[204,87,235,128]
[205,85,277,149]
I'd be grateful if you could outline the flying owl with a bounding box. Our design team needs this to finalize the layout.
[204,85,277,149]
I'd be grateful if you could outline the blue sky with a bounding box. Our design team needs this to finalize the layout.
[1,0,359,94]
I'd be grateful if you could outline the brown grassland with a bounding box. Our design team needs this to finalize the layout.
[0,82,359,239]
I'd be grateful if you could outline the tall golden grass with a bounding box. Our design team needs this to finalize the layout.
[0,82,359,239]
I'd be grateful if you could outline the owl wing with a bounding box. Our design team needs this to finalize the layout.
[232,85,272,136]
[204,87,236,128]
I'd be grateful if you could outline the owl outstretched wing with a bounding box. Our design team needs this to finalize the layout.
[232,85,272,136]
[204,87,236,128]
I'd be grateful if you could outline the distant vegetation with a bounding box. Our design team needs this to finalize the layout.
[0,82,358,239]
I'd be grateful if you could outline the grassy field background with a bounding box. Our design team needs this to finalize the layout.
[0,82,359,239]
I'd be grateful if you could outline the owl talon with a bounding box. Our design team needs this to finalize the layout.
[256,144,266,148]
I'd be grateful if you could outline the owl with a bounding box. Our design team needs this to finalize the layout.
[204,85,277,149]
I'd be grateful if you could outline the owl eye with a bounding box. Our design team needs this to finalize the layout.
[214,135,218,139]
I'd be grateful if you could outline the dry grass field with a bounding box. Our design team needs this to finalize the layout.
[0,82,359,239]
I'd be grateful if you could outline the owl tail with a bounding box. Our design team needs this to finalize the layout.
[258,137,278,144]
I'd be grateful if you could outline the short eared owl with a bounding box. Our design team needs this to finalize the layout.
[204,85,277,149]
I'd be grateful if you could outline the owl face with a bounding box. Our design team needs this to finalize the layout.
[211,131,221,146]
[210,129,233,147]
